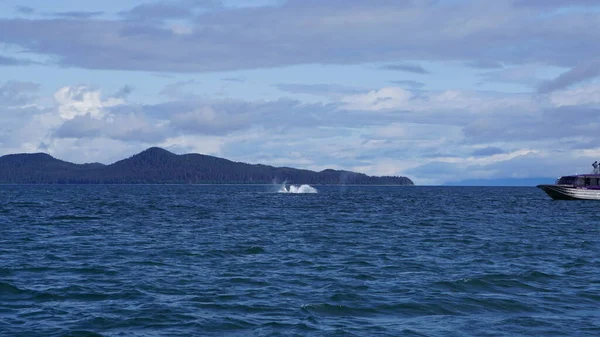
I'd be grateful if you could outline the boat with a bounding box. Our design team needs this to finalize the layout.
[537,174,600,200]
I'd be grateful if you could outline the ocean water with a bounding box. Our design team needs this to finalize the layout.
[1,185,599,336]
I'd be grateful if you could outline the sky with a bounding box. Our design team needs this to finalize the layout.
[1,0,600,185]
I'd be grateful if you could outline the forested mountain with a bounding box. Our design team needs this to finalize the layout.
[0,147,414,185]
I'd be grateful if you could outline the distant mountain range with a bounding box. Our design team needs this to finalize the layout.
[445,177,556,186]
[0,147,414,185]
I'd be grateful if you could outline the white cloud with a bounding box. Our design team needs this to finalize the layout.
[340,87,413,111]
[54,86,125,120]
[548,84,600,107]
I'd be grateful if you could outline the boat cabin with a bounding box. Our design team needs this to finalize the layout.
[556,175,600,187]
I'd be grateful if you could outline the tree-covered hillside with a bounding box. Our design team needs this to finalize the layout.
[0,147,414,185]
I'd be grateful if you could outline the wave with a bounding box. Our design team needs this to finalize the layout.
[277,182,318,194]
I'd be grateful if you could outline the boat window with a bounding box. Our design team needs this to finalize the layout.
[557,176,576,185]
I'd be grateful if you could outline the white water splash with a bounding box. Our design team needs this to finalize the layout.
[277,183,318,194]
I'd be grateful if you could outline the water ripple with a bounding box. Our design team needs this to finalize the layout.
[1,185,599,336]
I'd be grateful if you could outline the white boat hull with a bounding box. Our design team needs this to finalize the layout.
[537,184,600,200]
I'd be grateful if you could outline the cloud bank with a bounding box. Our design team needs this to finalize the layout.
[0,1,598,72]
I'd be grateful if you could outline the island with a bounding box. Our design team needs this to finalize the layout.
[0,147,414,185]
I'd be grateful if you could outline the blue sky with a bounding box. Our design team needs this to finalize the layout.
[1,0,600,185]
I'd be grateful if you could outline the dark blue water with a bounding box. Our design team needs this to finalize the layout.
[1,185,599,336]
